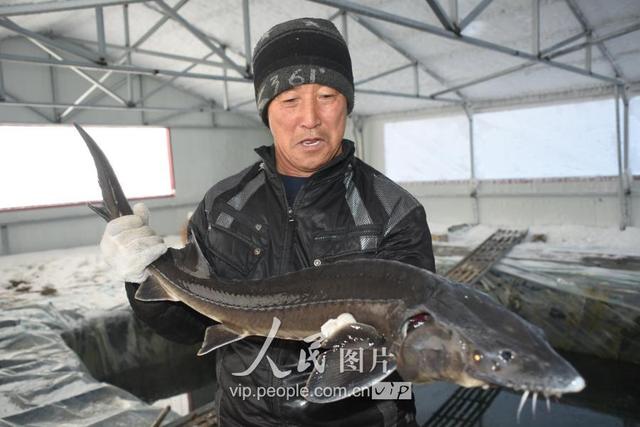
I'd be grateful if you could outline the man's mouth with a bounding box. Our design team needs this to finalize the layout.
[300,138,323,147]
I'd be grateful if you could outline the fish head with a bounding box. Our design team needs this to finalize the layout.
[456,322,585,396]
[396,278,585,397]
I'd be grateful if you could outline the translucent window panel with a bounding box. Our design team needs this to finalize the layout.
[630,96,640,174]
[384,115,470,181]
[474,99,618,179]
[0,125,174,211]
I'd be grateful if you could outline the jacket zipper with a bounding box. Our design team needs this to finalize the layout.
[277,181,306,275]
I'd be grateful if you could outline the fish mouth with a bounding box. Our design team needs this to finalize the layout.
[468,370,586,397]
[466,373,585,421]
[508,375,585,396]
[511,375,585,421]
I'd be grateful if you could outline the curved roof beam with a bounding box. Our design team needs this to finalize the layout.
[564,0,625,80]
[425,0,457,33]
[307,0,624,85]
[459,0,493,32]
[0,0,148,16]
[153,0,250,79]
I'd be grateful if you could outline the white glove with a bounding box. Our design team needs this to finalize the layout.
[320,313,357,339]
[100,203,167,283]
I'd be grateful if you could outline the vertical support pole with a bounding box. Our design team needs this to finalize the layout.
[48,54,59,121]
[341,11,348,44]
[138,75,146,124]
[532,0,540,55]
[622,86,631,226]
[622,88,630,175]
[351,115,365,160]
[357,117,365,161]
[211,101,217,128]
[242,0,252,74]
[464,105,479,224]
[0,225,9,256]
[413,63,420,96]
[123,4,134,106]
[585,31,592,73]
[449,0,458,28]
[222,47,230,111]
[615,85,627,230]
[96,6,106,61]
[0,55,6,101]
[0,39,5,102]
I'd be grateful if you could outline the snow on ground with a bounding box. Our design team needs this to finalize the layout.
[0,235,184,314]
[0,244,124,314]
[525,225,640,255]
[432,223,640,256]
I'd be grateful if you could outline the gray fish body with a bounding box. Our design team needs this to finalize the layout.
[76,123,585,404]
[150,248,431,342]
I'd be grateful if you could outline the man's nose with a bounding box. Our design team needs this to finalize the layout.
[300,100,321,129]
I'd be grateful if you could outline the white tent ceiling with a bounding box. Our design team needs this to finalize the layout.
[0,0,638,120]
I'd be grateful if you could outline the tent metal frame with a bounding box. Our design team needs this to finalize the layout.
[0,0,637,227]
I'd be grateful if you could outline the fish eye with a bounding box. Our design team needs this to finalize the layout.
[500,350,514,362]
[472,350,483,363]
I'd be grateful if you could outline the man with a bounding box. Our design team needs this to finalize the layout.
[102,18,435,426]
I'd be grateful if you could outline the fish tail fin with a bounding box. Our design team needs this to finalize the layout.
[74,123,132,221]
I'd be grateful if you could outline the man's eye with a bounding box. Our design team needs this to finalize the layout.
[319,94,335,99]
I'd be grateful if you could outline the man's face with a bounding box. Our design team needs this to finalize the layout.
[267,83,347,177]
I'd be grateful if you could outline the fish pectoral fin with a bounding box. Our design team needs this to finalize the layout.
[197,324,247,356]
[88,203,110,221]
[321,322,385,349]
[305,345,397,403]
[134,280,180,302]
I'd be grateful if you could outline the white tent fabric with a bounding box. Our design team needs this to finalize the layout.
[0,0,638,117]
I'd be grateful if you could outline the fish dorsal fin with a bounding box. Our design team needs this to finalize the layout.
[322,322,385,349]
[135,280,180,302]
[306,323,396,403]
[197,324,247,356]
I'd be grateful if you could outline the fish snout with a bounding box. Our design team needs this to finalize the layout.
[549,373,585,395]
[565,375,586,393]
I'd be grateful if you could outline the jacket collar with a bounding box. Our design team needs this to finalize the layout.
[255,139,355,183]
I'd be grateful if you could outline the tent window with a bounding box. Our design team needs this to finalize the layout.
[475,99,618,179]
[384,98,637,181]
[0,125,174,211]
[384,114,470,181]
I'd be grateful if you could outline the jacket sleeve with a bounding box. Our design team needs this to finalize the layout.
[376,204,436,273]
[125,199,214,345]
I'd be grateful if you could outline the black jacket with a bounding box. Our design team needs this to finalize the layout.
[126,140,435,426]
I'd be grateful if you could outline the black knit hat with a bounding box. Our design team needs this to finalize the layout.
[252,17,354,127]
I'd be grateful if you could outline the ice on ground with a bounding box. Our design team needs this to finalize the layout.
[0,234,183,314]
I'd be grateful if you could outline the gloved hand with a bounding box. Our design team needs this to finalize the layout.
[100,202,168,283]
[320,313,357,339]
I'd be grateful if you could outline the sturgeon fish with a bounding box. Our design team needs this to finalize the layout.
[76,124,584,410]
